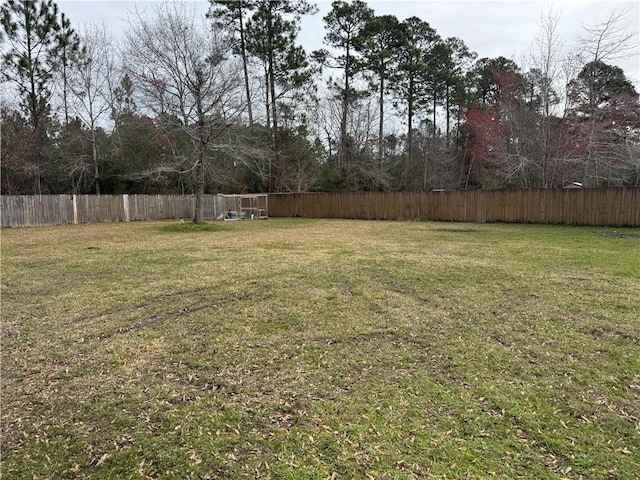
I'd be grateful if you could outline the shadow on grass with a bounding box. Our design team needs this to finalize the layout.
[600,232,640,239]
[156,221,228,233]
[433,228,480,233]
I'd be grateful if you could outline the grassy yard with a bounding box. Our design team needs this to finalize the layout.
[1,219,639,479]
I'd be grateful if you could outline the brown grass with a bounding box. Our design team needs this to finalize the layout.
[2,219,639,479]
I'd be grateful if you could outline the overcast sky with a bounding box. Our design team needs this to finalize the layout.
[52,0,640,87]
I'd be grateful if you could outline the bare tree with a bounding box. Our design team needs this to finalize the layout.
[68,22,114,194]
[573,8,639,186]
[529,6,563,187]
[124,2,244,223]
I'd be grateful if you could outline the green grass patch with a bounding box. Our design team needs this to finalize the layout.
[2,219,639,479]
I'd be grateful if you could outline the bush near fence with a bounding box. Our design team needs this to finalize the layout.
[268,189,640,227]
[2,189,639,228]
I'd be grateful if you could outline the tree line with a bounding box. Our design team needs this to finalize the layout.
[2,0,639,219]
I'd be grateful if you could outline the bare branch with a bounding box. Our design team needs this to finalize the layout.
[576,8,640,63]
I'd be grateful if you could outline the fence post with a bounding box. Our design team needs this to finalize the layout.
[72,194,78,224]
[123,194,130,222]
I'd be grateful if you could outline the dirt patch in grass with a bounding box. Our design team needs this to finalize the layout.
[2,219,639,479]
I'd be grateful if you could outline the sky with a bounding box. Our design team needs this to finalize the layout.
[54,0,640,88]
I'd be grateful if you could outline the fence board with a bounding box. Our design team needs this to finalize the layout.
[269,189,640,227]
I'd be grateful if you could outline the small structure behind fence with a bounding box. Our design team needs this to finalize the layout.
[217,194,268,221]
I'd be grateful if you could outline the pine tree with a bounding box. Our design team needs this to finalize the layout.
[357,14,403,168]
[56,11,82,126]
[2,0,81,193]
[392,17,440,165]
[244,0,316,190]
[316,0,373,174]
[208,0,255,128]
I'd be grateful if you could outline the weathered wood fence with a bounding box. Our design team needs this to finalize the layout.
[269,189,640,227]
[0,194,227,228]
[2,189,639,228]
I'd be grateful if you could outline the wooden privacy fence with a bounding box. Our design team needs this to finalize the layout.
[2,189,638,228]
[269,189,640,227]
[1,194,230,228]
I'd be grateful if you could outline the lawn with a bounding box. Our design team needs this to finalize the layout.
[1,219,639,479]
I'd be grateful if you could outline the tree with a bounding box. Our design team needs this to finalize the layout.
[468,56,522,107]
[316,0,374,176]
[528,7,562,186]
[56,11,82,126]
[566,61,639,186]
[208,0,255,128]
[124,2,245,222]
[55,117,108,193]
[68,23,115,194]
[438,37,475,145]
[357,14,403,170]
[576,8,639,65]
[568,60,636,111]
[463,62,547,189]
[102,113,174,194]
[1,0,81,193]
[565,8,639,187]
[108,73,136,175]
[244,0,316,190]
[270,126,322,192]
[0,105,40,193]
[463,105,507,188]
[391,17,440,167]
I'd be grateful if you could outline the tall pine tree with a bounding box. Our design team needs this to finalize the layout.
[2,0,81,193]
[208,0,255,128]
[357,14,403,168]
[316,0,373,174]
[244,0,316,190]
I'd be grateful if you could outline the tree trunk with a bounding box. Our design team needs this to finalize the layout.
[269,56,278,147]
[92,126,100,195]
[264,63,271,131]
[582,74,598,188]
[266,7,280,192]
[423,150,428,191]
[340,41,351,173]
[237,2,253,128]
[193,76,206,224]
[407,76,414,165]
[432,90,437,139]
[445,84,450,147]
[583,131,595,188]
[542,110,549,188]
[62,47,70,126]
[378,70,384,173]
[35,148,43,196]
[25,6,39,133]
[193,155,205,224]
[267,6,278,149]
